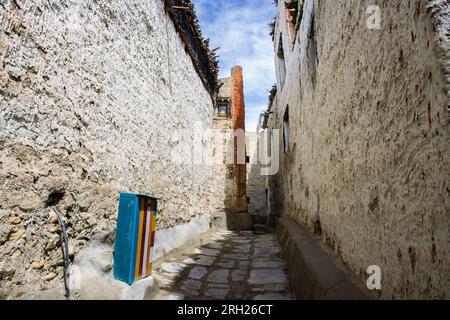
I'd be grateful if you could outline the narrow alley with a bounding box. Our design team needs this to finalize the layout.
[0,0,449,303]
[152,230,292,300]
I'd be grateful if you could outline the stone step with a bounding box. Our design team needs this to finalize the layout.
[254,224,274,233]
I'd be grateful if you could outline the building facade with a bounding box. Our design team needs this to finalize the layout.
[211,66,250,230]
[0,0,222,299]
[246,132,267,218]
[263,0,450,299]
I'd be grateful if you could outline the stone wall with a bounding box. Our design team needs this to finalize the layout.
[265,97,287,224]
[211,117,233,213]
[267,0,450,299]
[0,0,220,299]
[246,132,267,216]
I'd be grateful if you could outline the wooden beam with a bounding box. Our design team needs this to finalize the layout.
[171,6,190,11]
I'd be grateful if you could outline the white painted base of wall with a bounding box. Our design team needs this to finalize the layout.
[153,214,212,261]
[17,215,213,300]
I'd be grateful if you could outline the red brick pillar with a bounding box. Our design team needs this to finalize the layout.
[231,66,245,134]
[231,66,247,213]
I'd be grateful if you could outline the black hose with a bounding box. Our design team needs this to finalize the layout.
[52,207,71,300]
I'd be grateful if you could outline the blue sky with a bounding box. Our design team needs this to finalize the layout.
[193,0,277,132]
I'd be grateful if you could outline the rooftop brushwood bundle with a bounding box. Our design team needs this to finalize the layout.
[164,0,220,97]
[268,84,277,106]
[268,17,276,41]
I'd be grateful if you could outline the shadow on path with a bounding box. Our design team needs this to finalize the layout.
[152,230,293,300]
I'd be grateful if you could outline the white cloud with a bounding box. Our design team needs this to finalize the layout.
[193,0,276,132]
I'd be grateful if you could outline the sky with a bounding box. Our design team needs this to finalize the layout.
[193,0,277,132]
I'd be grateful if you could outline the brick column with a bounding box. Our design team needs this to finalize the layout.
[231,66,247,213]
[231,66,245,134]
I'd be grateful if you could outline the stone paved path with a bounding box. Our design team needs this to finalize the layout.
[152,230,293,300]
